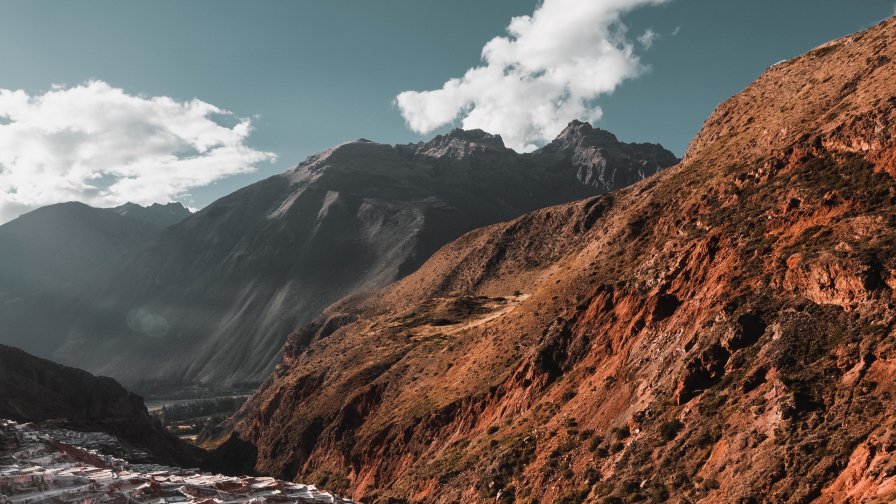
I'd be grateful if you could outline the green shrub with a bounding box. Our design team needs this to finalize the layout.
[659,419,684,441]
[561,389,578,402]
[610,425,630,439]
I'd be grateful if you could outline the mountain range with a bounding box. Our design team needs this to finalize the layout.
[0,123,676,395]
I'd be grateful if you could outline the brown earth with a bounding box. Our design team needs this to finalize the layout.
[216,18,896,504]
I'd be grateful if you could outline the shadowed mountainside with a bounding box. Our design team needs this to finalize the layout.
[219,18,896,503]
[0,344,201,467]
[36,124,676,395]
[0,202,190,354]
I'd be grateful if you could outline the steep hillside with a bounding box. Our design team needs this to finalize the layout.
[46,125,675,394]
[0,344,200,467]
[0,202,190,355]
[222,19,896,503]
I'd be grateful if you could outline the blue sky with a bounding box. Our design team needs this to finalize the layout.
[0,0,893,221]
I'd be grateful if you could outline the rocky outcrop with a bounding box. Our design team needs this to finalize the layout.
[532,120,677,189]
[221,18,896,503]
[27,123,676,395]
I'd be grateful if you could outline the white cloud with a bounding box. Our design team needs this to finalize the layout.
[638,29,659,49]
[0,81,276,223]
[396,0,669,152]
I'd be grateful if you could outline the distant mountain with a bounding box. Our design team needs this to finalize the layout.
[218,19,896,503]
[0,344,199,467]
[0,202,151,294]
[29,123,676,395]
[0,202,190,353]
[111,201,192,228]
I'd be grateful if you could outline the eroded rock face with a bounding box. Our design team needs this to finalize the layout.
[219,18,896,504]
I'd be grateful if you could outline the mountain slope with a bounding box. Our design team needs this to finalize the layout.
[47,125,676,394]
[222,19,896,503]
[0,201,189,294]
[0,344,200,467]
[0,202,190,355]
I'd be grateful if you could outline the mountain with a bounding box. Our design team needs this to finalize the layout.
[0,201,189,294]
[39,124,676,395]
[111,201,192,228]
[0,344,200,467]
[0,202,190,354]
[217,19,896,503]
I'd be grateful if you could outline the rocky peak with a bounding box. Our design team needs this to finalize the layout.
[531,120,679,190]
[288,139,401,180]
[111,201,191,227]
[415,128,508,158]
[445,128,506,146]
[548,119,622,150]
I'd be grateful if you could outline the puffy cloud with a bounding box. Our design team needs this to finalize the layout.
[396,0,669,152]
[0,81,276,223]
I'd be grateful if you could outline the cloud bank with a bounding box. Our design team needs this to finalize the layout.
[396,0,668,152]
[0,81,275,223]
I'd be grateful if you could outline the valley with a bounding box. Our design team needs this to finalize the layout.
[147,395,251,443]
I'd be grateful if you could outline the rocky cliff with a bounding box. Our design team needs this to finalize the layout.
[221,18,896,503]
[40,124,675,394]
